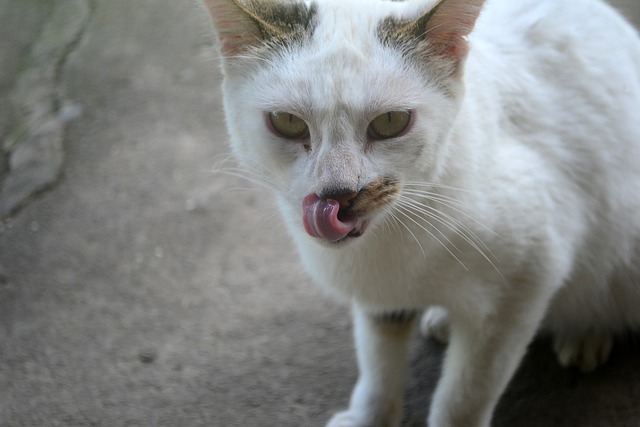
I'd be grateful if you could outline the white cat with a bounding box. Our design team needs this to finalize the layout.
[202,0,640,425]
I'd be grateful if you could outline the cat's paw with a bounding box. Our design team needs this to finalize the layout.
[553,330,613,373]
[326,410,399,427]
[420,306,450,343]
[325,411,363,427]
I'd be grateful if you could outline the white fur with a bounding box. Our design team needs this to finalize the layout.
[209,0,640,425]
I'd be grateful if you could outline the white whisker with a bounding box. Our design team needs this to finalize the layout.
[212,168,277,190]
[402,188,467,206]
[404,181,478,194]
[389,211,426,258]
[402,188,501,239]
[399,194,490,252]
[397,198,465,255]
[398,185,505,276]
[399,196,475,246]
[397,195,502,276]
[394,205,468,270]
[211,154,279,191]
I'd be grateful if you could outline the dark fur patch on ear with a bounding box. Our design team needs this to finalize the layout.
[378,0,483,62]
[378,4,439,50]
[243,0,318,48]
[246,0,317,40]
[204,0,317,56]
[377,0,483,89]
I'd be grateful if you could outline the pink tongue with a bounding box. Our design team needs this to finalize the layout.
[302,194,358,242]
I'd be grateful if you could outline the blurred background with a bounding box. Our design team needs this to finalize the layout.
[1,0,639,426]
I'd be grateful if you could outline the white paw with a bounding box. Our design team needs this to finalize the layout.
[553,330,613,373]
[325,411,362,427]
[419,306,450,343]
[326,409,400,427]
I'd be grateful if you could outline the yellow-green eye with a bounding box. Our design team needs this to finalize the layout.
[368,111,411,140]
[268,112,309,139]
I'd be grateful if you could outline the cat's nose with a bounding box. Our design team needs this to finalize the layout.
[320,190,358,209]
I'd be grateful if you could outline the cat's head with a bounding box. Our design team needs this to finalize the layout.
[203,0,484,245]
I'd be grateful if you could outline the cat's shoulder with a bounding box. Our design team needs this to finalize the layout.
[476,0,637,39]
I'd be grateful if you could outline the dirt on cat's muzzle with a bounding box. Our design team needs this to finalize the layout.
[302,194,361,242]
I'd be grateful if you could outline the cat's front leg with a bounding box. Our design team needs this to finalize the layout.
[428,283,555,427]
[327,304,417,427]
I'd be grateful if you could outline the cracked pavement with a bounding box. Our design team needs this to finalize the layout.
[0,0,92,218]
[1,0,640,426]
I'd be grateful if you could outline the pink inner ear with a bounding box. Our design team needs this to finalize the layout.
[203,0,262,57]
[441,34,469,59]
[218,34,246,56]
[423,0,484,59]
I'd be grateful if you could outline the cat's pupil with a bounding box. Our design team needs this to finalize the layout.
[368,111,411,140]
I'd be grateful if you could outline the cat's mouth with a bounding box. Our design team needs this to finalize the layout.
[302,194,370,243]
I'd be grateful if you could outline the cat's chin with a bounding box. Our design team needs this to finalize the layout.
[335,219,370,243]
[317,236,367,248]
[307,218,371,246]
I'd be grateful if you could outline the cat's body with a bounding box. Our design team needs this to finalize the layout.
[203,0,640,425]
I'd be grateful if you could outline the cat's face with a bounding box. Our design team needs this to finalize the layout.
[204,0,483,245]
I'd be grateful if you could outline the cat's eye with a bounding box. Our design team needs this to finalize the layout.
[368,111,411,140]
[268,112,309,139]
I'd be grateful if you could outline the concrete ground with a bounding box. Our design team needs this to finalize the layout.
[1,1,639,426]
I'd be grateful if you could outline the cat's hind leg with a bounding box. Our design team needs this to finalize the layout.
[426,299,615,373]
[553,329,614,373]
[547,262,640,372]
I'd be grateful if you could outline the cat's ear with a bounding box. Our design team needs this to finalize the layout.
[421,0,484,59]
[202,0,316,57]
[382,0,485,62]
[202,0,259,56]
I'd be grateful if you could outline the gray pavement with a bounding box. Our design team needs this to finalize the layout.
[1,1,639,426]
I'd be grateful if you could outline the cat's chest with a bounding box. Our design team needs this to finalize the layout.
[293,226,478,310]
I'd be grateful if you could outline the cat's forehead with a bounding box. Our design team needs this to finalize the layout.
[252,0,431,115]
[309,0,432,44]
